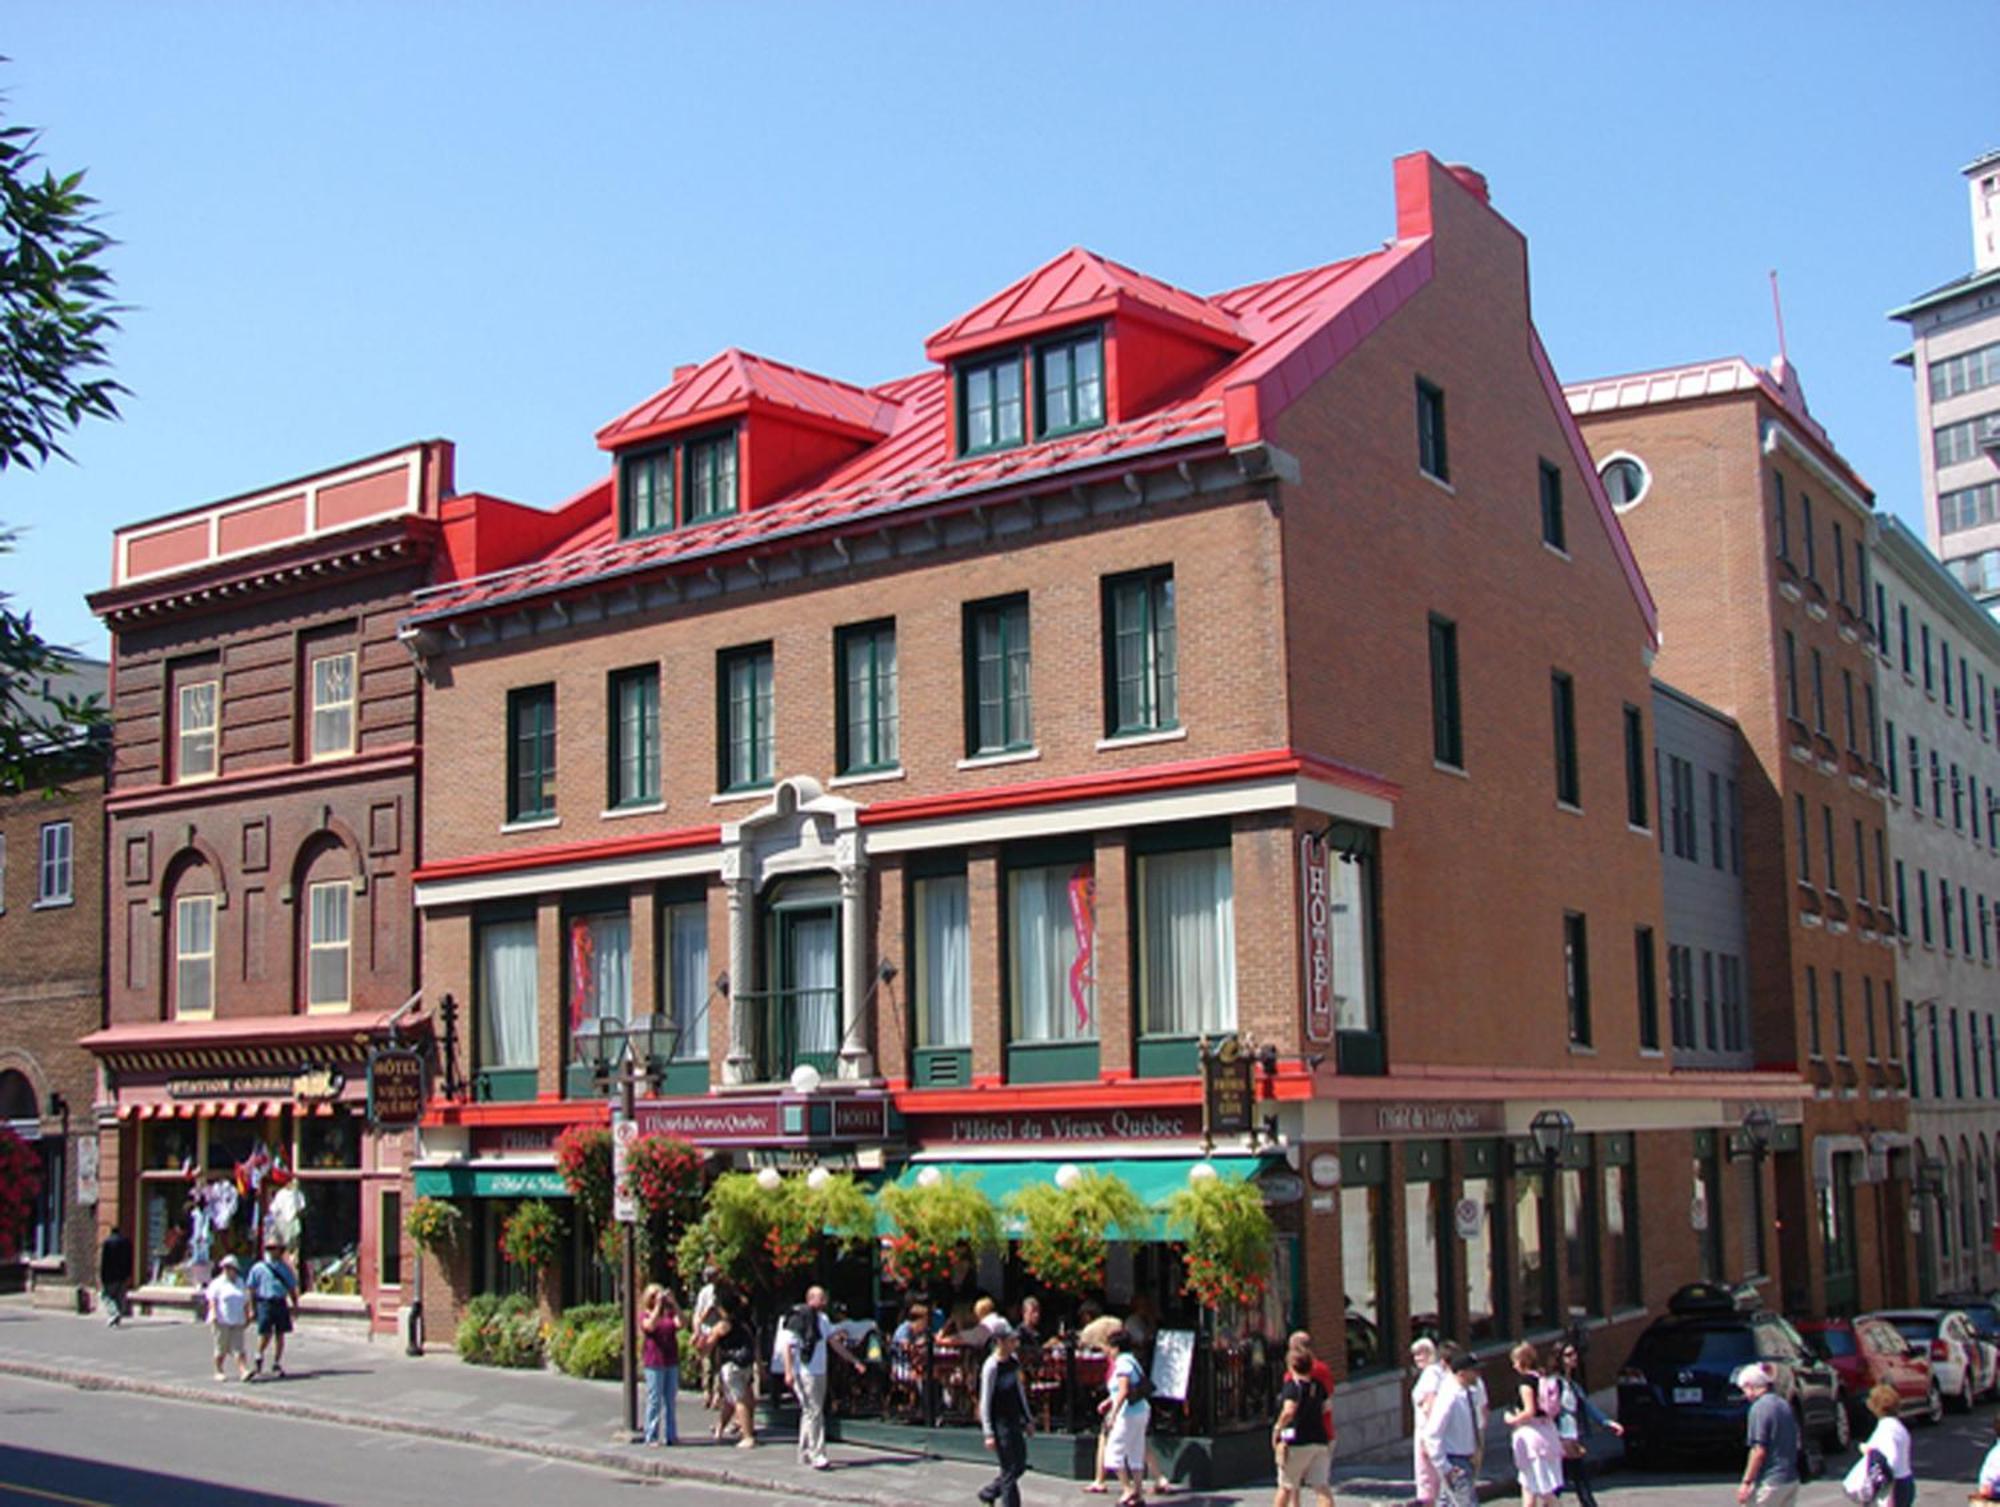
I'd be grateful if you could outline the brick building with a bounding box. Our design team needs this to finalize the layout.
[0,656,109,1293]
[80,443,464,1334]
[397,152,1772,1451]
[1870,513,2000,1303]
[1569,356,1916,1316]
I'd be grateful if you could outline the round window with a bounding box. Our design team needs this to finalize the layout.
[1600,455,1649,510]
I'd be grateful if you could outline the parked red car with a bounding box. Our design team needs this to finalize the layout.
[1795,1316,1942,1427]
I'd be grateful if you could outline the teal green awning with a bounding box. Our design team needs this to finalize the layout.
[882,1157,1267,1239]
[412,1165,568,1199]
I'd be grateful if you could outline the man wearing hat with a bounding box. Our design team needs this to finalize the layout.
[1735,1364,1799,1507]
[201,1254,252,1382]
[246,1238,300,1380]
[977,1319,1032,1507]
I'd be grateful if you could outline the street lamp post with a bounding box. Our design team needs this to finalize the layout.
[573,1012,678,1442]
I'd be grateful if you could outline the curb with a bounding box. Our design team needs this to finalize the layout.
[3,1358,941,1507]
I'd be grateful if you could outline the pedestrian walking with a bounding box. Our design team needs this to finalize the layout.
[1423,1351,1485,1507]
[1411,1338,1447,1506]
[1273,1346,1336,1507]
[692,1266,722,1412]
[639,1285,681,1446]
[1856,1383,1913,1507]
[700,1284,757,1448]
[201,1254,251,1382]
[245,1239,299,1380]
[1504,1341,1563,1507]
[1733,1364,1800,1507]
[1550,1341,1621,1507]
[977,1319,1032,1507]
[1098,1327,1150,1507]
[781,1283,865,1471]
[99,1225,133,1326]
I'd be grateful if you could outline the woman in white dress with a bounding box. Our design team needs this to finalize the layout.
[1503,1341,1563,1507]
[1098,1328,1150,1507]
[1411,1339,1447,1505]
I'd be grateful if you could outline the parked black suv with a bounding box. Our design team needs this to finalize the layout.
[1616,1283,1847,1471]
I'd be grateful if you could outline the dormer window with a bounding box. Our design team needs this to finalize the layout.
[959,352,1025,456]
[617,429,738,539]
[621,447,674,538]
[1036,329,1105,439]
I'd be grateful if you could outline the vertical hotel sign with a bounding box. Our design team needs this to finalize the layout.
[1300,832,1334,1044]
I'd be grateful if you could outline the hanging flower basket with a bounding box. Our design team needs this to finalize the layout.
[1006,1169,1147,1296]
[1164,1176,1272,1310]
[404,1196,464,1255]
[500,1199,564,1273]
[555,1125,613,1233]
[875,1172,1000,1292]
[679,1170,871,1293]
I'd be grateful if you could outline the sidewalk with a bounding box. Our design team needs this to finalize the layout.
[0,1300,1612,1504]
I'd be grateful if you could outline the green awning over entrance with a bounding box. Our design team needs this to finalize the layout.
[412,1165,568,1199]
[884,1157,1267,1239]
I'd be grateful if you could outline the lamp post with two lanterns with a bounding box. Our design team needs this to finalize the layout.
[571,1012,680,1440]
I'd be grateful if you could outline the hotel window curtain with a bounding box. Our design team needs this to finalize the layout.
[915,876,970,1048]
[1010,863,1094,1042]
[478,920,538,1069]
[581,915,632,1024]
[668,903,709,1060]
[790,914,840,1061]
[1140,847,1236,1036]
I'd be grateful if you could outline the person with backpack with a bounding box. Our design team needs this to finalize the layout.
[1273,1345,1336,1507]
[1097,1327,1151,1507]
[781,1284,865,1471]
[1504,1341,1564,1507]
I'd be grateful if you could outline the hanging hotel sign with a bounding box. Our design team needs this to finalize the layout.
[1203,1034,1254,1139]
[366,1047,427,1129]
[1300,833,1335,1045]
[166,1066,346,1102]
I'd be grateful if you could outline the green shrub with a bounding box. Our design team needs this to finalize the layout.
[563,1321,623,1380]
[454,1292,544,1369]
[546,1302,621,1373]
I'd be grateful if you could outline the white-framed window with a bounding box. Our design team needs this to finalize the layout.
[178,680,219,781]
[36,821,73,906]
[1137,847,1237,1036]
[310,653,356,759]
[175,894,217,1017]
[306,880,351,1010]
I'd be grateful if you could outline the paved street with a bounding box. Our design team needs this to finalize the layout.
[0,1372,779,1506]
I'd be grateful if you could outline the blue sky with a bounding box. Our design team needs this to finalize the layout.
[3,2,1991,656]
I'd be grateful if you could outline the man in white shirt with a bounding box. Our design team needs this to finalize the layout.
[1423,1352,1484,1507]
[781,1285,865,1471]
[202,1255,252,1383]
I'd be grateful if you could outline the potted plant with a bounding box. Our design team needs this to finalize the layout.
[500,1199,564,1314]
[876,1170,1000,1292]
[404,1196,464,1256]
[1006,1166,1146,1296]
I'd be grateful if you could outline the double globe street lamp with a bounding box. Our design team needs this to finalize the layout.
[571,1012,681,1440]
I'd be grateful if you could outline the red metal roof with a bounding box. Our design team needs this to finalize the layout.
[924,246,1249,361]
[595,347,902,452]
[80,1006,409,1055]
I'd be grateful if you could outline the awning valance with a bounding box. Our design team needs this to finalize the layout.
[412,1164,568,1199]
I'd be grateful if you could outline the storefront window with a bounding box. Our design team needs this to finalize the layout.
[1009,861,1096,1042]
[1462,1163,1503,1345]
[380,1189,402,1289]
[1513,1160,1555,1333]
[301,1114,361,1170]
[1694,1142,1724,1281]
[1739,1153,1766,1277]
[300,1178,362,1294]
[144,1120,196,1171]
[1562,1146,1601,1317]
[1603,1140,1641,1311]
[1405,1144,1449,1339]
[206,1116,270,1172]
[30,1137,64,1259]
[1341,1141,1389,1374]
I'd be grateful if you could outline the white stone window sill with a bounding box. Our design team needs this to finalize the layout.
[1638,1048,1665,1059]
[1096,727,1188,752]
[601,802,665,821]
[31,896,75,911]
[1542,542,1571,561]
[1568,1042,1597,1056]
[829,767,906,789]
[1555,800,1584,817]
[958,748,1041,771]
[501,815,560,834]
[1433,760,1469,780]
[1419,469,1456,496]
[710,787,772,806]
[1628,823,1653,838]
